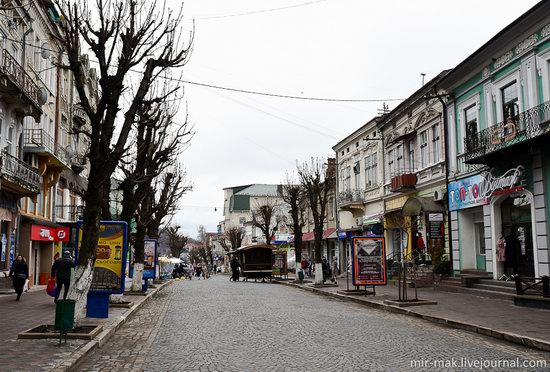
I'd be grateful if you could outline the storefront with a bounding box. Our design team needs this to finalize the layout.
[19,217,70,286]
[449,162,548,279]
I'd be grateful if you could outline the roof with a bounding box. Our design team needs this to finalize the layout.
[438,1,550,89]
[378,70,451,130]
[228,244,277,254]
[302,228,337,242]
[332,116,382,151]
[234,184,282,197]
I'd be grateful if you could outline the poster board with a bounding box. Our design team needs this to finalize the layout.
[272,250,288,276]
[130,239,158,279]
[352,237,387,286]
[75,221,128,294]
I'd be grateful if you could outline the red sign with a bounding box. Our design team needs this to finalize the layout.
[30,225,70,242]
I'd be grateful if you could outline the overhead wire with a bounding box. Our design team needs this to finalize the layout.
[188,0,328,20]
[7,36,406,104]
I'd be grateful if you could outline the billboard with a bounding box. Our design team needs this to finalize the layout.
[76,221,128,294]
[352,237,387,286]
[272,250,288,276]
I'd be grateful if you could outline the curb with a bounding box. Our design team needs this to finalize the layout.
[50,280,174,372]
[274,281,550,353]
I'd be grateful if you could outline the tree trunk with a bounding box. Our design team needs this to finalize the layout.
[67,259,94,324]
[131,221,147,291]
[101,177,112,220]
[314,263,323,285]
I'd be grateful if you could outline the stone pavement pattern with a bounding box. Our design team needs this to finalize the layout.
[0,288,86,371]
[77,276,550,372]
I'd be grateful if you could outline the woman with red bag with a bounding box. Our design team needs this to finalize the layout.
[8,255,28,301]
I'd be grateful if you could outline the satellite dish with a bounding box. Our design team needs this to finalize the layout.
[38,87,48,105]
[40,43,51,60]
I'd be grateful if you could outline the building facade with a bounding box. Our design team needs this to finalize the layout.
[440,1,550,279]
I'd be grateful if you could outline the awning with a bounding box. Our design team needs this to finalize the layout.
[402,197,445,216]
[20,214,66,228]
[302,228,337,242]
[363,213,383,225]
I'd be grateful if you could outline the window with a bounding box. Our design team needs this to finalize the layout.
[432,124,440,163]
[364,153,378,188]
[502,82,519,123]
[407,140,415,169]
[69,193,77,221]
[419,131,428,168]
[5,125,13,155]
[239,217,246,226]
[396,144,403,172]
[464,104,477,152]
[388,149,394,177]
[353,161,360,190]
[56,188,64,219]
[342,166,351,192]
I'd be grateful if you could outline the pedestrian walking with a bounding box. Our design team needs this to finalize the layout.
[331,257,339,284]
[307,258,313,277]
[9,255,28,301]
[213,264,217,275]
[321,257,331,284]
[230,256,241,281]
[51,250,74,303]
[196,262,202,280]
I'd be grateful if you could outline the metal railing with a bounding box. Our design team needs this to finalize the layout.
[0,49,42,107]
[24,129,70,165]
[55,204,84,221]
[464,100,550,162]
[0,150,41,192]
[338,189,364,204]
[72,103,88,125]
[515,275,549,297]
[456,153,485,174]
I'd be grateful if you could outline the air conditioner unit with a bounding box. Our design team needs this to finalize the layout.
[433,189,446,201]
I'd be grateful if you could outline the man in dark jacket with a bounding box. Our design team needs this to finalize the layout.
[51,251,73,302]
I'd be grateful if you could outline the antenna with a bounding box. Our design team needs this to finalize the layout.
[420,72,426,86]
[377,102,390,116]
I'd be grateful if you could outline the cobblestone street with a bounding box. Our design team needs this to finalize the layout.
[78,276,550,371]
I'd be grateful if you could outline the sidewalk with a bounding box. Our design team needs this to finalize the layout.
[0,280,172,371]
[276,275,550,353]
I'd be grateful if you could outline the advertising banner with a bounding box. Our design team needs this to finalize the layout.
[76,221,128,294]
[352,237,386,286]
[272,250,288,276]
[143,240,158,279]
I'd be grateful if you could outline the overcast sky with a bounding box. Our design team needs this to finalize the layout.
[169,0,540,238]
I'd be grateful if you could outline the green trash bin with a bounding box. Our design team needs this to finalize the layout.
[55,299,75,344]
[298,269,305,281]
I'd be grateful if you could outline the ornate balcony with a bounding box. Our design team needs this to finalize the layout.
[390,169,417,192]
[72,103,88,127]
[0,50,44,121]
[24,129,70,168]
[464,100,550,164]
[0,151,41,195]
[338,189,365,210]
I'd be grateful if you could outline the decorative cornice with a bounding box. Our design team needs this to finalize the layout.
[541,23,550,38]
[515,33,538,55]
[493,51,514,69]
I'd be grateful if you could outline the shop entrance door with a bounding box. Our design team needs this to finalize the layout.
[474,222,486,270]
[501,197,534,278]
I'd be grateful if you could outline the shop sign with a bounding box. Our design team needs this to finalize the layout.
[448,166,524,211]
[351,237,387,286]
[75,221,128,294]
[1,234,6,262]
[30,225,70,242]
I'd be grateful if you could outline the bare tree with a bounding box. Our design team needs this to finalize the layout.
[219,226,245,252]
[165,225,188,258]
[280,174,307,263]
[297,157,335,284]
[251,200,282,245]
[58,0,193,320]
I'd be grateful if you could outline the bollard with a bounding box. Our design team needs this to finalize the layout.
[514,275,523,296]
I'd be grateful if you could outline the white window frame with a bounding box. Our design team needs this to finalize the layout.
[538,49,550,104]
[432,123,441,164]
[5,124,14,155]
[457,93,480,154]
[492,71,522,124]
[419,131,428,169]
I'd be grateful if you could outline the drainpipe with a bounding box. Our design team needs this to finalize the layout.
[434,85,454,276]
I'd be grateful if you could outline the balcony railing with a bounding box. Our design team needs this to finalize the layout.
[390,168,417,192]
[0,49,42,108]
[55,204,84,222]
[338,189,365,205]
[24,129,70,165]
[464,100,550,163]
[72,103,88,126]
[456,153,485,175]
[0,151,41,193]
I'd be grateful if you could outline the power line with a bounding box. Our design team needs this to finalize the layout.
[188,0,328,21]
[7,35,405,103]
